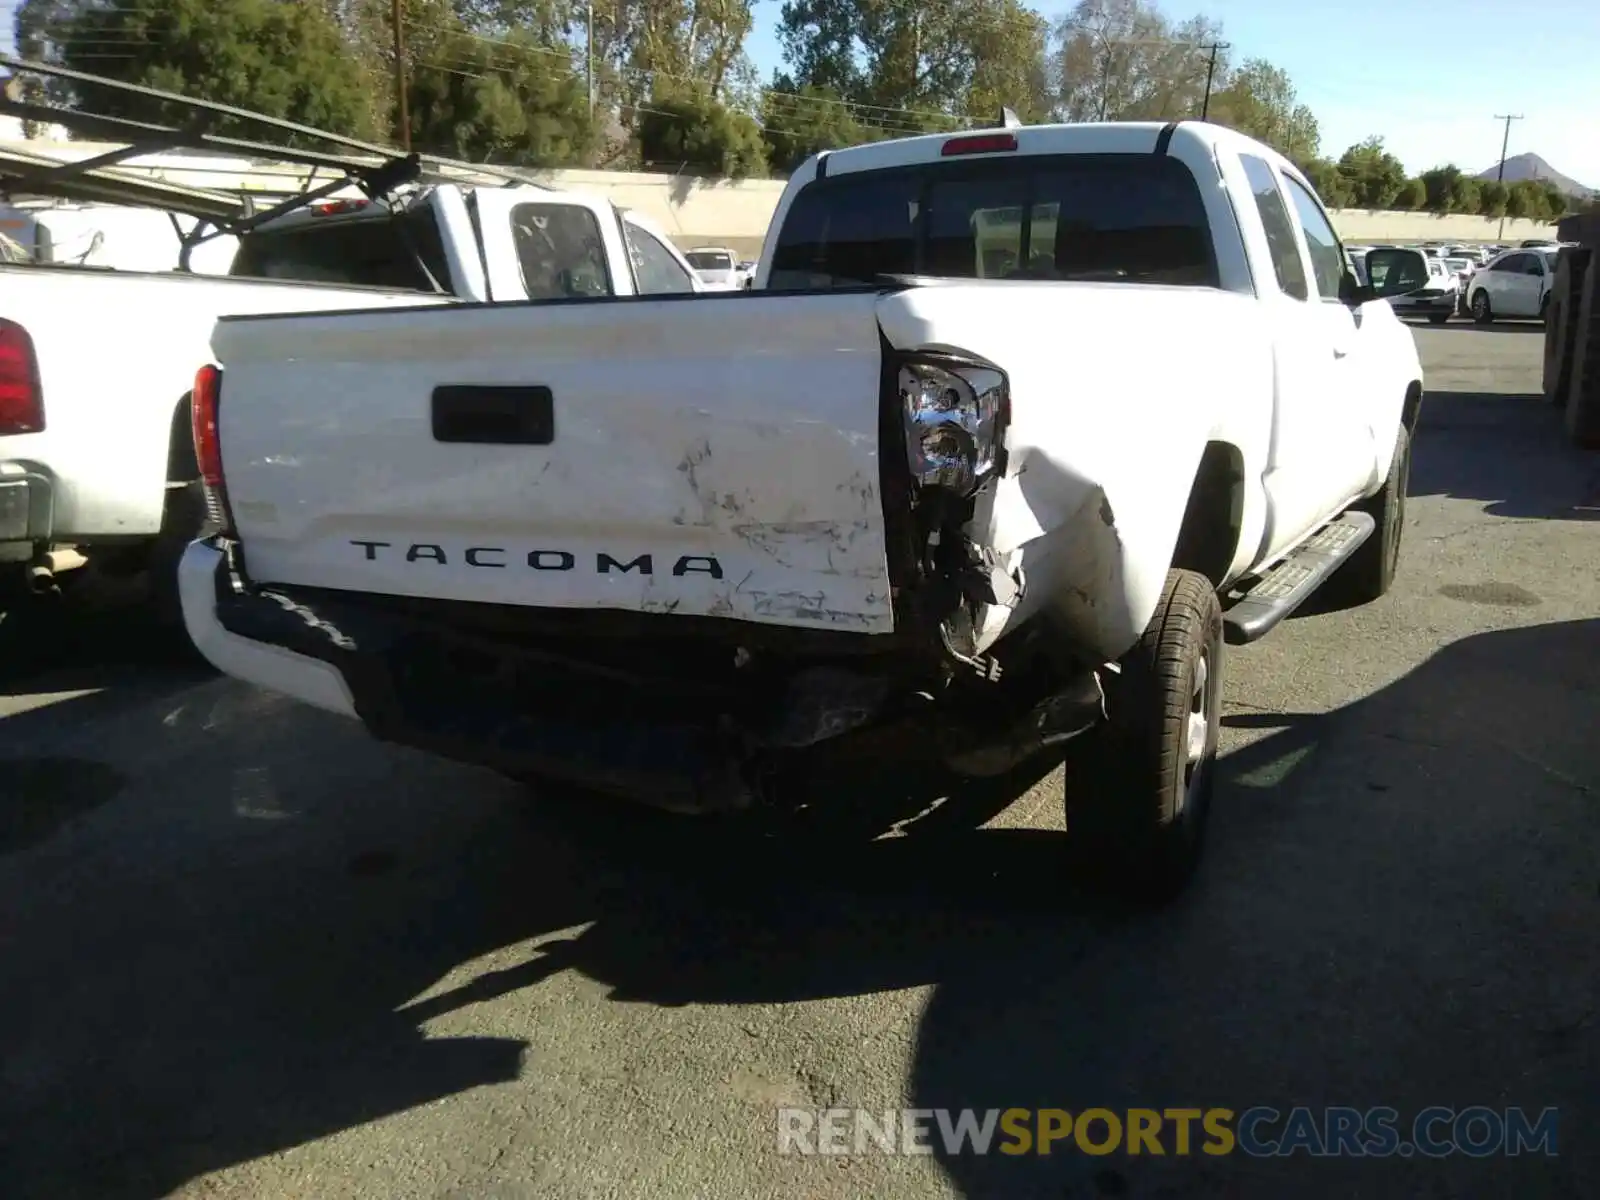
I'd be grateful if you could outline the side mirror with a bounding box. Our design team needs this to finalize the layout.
[1362,247,1430,301]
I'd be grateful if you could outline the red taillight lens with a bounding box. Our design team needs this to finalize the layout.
[0,319,45,435]
[941,133,1018,157]
[311,199,370,216]
[191,363,233,532]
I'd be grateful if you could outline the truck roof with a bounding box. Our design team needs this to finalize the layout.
[806,119,1295,181]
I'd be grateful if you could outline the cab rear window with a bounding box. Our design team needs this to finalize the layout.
[769,153,1218,290]
[231,205,450,290]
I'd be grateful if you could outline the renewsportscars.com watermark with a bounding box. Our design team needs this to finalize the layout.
[777,1107,1559,1159]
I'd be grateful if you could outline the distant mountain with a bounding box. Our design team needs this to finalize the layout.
[1476,153,1594,198]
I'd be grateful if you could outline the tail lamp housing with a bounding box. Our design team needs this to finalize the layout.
[191,363,234,534]
[897,355,1009,498]
[0,318,45,435]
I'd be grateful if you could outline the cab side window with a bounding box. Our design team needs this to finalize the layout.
[1281,174,1348,300]
[1239,154,1308,301]
[624,221,696,294]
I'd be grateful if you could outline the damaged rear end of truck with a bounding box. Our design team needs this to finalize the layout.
[181,284,1133,814]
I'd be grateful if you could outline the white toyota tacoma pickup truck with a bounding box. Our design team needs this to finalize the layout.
[178,121,1428,898]
[0,176,699,614]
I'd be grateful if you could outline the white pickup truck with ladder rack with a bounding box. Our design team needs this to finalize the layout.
[0,54,699,618]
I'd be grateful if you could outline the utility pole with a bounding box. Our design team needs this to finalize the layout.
[1199,42,1229,120]
[391,0,410,151]
[585,0,595,118]
[1493,113,1523,240]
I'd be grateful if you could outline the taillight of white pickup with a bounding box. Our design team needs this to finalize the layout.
[191,362,234,533]
[0,319,45,435]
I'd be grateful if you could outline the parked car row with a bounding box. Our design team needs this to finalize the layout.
[1345,238,1570,324]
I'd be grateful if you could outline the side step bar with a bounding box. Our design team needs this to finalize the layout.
[1222,511,1376,645]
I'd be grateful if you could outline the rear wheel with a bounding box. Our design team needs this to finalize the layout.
[1428,312,1450,325]
[1471,289,1493,324]
[1063,569,1222,904]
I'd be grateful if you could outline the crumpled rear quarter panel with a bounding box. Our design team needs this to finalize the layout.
[875,282,1272,662]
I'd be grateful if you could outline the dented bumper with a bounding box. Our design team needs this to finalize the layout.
[184,532,1053,813]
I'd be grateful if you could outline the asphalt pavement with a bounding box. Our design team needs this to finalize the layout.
[0,321,1595,1200]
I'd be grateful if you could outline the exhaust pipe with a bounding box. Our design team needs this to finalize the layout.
[24,548,88,596]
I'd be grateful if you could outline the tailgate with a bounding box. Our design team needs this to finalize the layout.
[212,292,896,633]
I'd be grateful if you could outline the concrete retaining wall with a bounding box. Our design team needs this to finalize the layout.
[2,139,1560,255]
[1332,209,1558,244]
[519,169,1563,250]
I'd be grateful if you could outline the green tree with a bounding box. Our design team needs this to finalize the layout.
[776,0,1051,128]
[1206,57,1318,160]
[404,20,595,165]
[1449,175,1482,216]
[1505,179,1551,222]
[759,84,884,172]
[1477,179,1508,218]
[969,1,1055,124]
[1541,184,1569,220]
[1336,136,1406,209]
[1418,165,1461,213]
[15,0,384,143]
[1056,0,1226,122]
[1301,158,1355,208]
[1393,178,1427,210]
[638,87,766,176]
[587,0,758,116]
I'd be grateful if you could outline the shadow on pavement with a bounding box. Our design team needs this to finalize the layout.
[1408,388,1599,520]
[0,611,1594,1197]
[907,616,1598,1199]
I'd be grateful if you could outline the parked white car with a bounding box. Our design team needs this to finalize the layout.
[1375,254,1460,324]
[1466,246,1561,323]
[683,246,744,291]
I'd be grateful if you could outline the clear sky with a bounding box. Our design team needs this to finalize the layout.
[4,0,1596,186]
[744,0,1600,186]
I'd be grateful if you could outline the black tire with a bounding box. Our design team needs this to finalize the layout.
[1063,568,1222,903]
[1539,291,1551,325]
[1471,289,1493,324]
[1427,312,1450,325]
[1326,425,1410,607]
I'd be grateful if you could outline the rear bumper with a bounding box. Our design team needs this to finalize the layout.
[180,537,1028,810]
[0,461,54,547]
[1391,292,1457,314]
[179,540,360,717]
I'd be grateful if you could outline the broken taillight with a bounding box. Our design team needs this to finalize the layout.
[0,319,45,435]
[897,355,1010,497]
